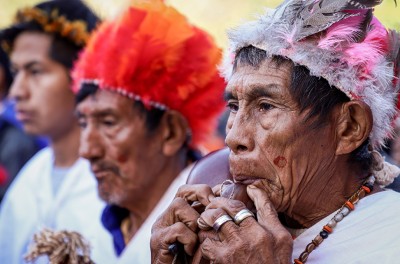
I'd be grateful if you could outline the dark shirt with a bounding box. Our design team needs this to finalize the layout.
[101,204,130,256]
[0,118,40,202]
[387,175,400,192]
[0,101,47,202]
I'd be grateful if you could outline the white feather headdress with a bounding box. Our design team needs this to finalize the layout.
[222,0,400,148]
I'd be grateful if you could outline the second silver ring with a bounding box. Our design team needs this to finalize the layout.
[233,209,255,225]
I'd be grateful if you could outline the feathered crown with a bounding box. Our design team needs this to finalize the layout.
[0,0,99,51]
[222,0,400,148]
[72,0,226,149]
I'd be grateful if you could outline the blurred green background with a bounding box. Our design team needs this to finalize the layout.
[0,0,399,48]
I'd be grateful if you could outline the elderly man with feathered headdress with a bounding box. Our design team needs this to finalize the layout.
[151,0,400,263]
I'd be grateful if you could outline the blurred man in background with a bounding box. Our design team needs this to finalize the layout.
[0,0,115,263]
[0,45,40,202]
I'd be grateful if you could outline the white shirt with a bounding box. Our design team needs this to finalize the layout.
[116,166,190,264]
[293,190,400,263]
[0,147,116,264]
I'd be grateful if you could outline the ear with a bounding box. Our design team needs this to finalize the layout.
[160,110,189,156]
[335,101,372,155]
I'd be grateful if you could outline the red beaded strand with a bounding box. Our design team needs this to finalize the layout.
[293,175,375,264]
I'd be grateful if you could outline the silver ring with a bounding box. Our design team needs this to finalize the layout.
[233,209,255,225]
[212,215,233,232]
[197,218,212,231]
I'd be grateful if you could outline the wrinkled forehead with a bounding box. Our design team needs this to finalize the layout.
[76,88,134,115]
[226,58,293,99]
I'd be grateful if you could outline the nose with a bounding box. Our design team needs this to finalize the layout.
[9,71,29,102]
[225,111,254,154]
[79,123,105,162]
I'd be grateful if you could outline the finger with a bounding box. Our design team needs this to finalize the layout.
[247,185,293,257]
[176,184,215,206]
[153,197,200,232]
[192,183,222,213]
[200,238,225,264]
[151,222,198,262]
[191,247,204,264]
[151,222,198,256]
[166,222,199,255]
[205,197,247,218]
[199,208,237,240]
[212,184,222,196]
[198,229,220,244]
[246,185,280,228]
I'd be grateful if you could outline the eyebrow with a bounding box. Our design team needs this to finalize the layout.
[246,84,280,101]
[11,61,42,71]
[224,91,235,101]
[76,108,117,118]
[224,83,281,102]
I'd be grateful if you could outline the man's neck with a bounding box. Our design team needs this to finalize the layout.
[286,158,368,228]
[50,124,80,168]
[125,151,188,242]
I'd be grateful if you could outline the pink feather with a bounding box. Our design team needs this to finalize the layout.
[318,10,369,50]
[343,17,389,72]
[318,11,389,75]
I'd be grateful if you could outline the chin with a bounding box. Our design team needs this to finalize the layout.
[22,124,44,136]
[99,192,117,205]
[99,190,125,207]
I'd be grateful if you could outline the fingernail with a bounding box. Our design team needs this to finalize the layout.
[247,185,256,189]
[197,217,211,231]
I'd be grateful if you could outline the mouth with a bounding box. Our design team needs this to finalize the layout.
[91,164,111,177]
[232,175,264,185]
[15,109,33,123]
[91,163,120,180]
[93,170,109,179]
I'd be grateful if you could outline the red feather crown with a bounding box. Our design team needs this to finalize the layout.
[72,0,226,149]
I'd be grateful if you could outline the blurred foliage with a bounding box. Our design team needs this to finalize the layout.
[0,0,398,48]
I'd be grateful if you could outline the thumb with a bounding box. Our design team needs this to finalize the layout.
[247,185,280,228]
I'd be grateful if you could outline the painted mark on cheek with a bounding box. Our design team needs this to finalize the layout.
[273,156,287,168]
[117,155,128,163]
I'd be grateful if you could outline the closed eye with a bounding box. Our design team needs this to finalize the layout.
[29,68,43,75]
[102,120,115,127]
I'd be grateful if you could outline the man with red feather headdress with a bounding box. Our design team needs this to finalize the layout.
[72,0,226,262]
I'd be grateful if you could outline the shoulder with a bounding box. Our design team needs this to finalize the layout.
[18,147,53,172]
[294,190,400,263]
[3,148,52,193]
[362,189,400,209]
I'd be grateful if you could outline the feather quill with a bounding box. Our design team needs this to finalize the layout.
[292,0,383,41]
[318,10,372,50]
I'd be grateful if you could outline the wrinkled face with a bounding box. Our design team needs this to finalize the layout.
[77,89,166,208]
[9,31,76,138]
[225,58,336,213]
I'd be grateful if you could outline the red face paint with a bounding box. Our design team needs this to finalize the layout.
[117,154,128,163]
[273,156,287,168]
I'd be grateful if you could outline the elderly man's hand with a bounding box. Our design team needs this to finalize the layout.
[150,184,215,264]
[198,185,293,264]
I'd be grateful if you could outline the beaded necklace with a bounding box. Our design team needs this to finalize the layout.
[293,175,376,264]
